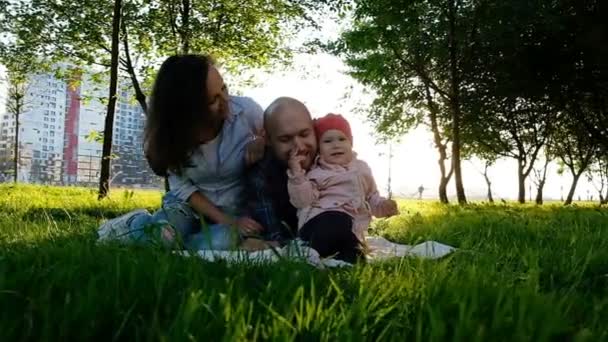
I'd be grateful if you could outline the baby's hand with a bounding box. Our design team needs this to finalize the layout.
[288,149,306,174]
[377,199,399,217]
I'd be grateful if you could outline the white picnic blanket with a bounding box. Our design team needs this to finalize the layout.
[176,236,456,268]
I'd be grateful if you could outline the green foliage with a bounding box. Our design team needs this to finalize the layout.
[330,0,460,139]
[85,130,104,144]
[1,184,608,340]
[1,0,336,111]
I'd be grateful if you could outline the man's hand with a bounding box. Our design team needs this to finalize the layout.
[376,199,399,217]
[245,128,265,166]
[288,149,306,174]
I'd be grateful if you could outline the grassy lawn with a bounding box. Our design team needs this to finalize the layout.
[0,183,607,341]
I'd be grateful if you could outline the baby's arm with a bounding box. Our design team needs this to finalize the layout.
[287,169,319,209]
[358,160,399,218]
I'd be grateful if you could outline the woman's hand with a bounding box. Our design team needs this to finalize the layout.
[245,129,265,166]
[232,216,264,236]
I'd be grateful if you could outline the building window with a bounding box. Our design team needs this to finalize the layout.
[44,124,48,128]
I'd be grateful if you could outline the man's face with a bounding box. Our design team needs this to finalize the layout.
[267,105,317,170]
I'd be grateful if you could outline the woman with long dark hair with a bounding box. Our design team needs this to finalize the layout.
[98,54,265,250]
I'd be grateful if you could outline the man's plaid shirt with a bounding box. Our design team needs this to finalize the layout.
[245,149,298,244]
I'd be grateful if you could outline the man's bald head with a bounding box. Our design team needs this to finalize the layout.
[263,97,317,169]
[263,97,310,134]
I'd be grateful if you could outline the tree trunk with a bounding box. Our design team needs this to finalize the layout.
[425,82,451,204]
[535,181,545,205]
[564,172,582,205]
[98,0,122,200]
[438,177,449,203]
[517,158,526,203]
[447,0,466,204]
[13,111,19,183]
[483,164,494,203]
[563,152,593,205]
[8,80,25,183]
[534,157,550,205]
[180,0,191,54]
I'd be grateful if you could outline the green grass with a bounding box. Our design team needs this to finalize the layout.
[0,184,607,341]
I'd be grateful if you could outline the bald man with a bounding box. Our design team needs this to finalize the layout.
[264,97,318,170]
[247,98,367,263]
[245,97,318,243]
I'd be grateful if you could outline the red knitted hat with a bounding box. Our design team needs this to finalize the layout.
[314,113,353,143]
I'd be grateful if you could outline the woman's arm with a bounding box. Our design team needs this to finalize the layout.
[168,171,261,231]
[241,96,266,166]
[187,191,233,225]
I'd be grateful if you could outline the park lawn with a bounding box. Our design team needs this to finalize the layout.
[0,183,607,341]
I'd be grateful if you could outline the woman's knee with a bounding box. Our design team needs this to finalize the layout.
[157,201,200,237]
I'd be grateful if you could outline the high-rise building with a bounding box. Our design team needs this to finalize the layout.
[0,73,67,183]
[0,69,160,188]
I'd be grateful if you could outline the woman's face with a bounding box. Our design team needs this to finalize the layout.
[206,65,229,122]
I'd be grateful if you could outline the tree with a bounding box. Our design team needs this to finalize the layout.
[467,157,496,204]
[0,43,39,183]
[459,0,564,204]
[530,151,551,205]
[3,0,332,196]
[464,0,606,206]
[331,0,484,204]
[586,151,608,205]
[4,72,28,183]
[98,0,122,199]
[550,113,597,205]
[465,91,554,204]
[424,84,453,204]
[3,0,334,114]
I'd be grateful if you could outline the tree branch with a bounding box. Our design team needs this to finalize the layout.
[388,44,452,101]
[121,22,148,114]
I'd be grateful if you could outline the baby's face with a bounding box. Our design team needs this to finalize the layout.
[319,129,353,166]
